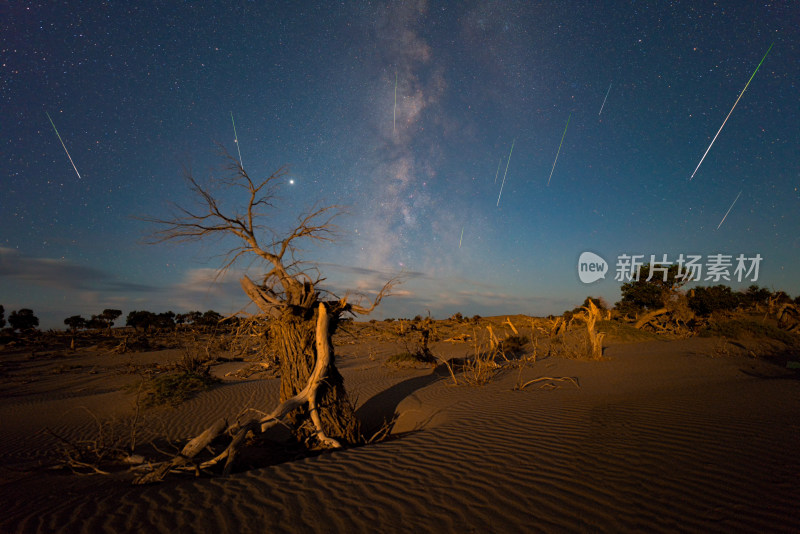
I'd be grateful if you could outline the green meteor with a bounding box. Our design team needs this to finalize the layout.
[547,114,571,186]
[690,42,774,180]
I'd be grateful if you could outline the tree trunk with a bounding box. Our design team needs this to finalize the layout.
[269,305,361,445]
[634,307,668,329]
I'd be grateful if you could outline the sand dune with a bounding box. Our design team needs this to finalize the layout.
[1,337,799,533]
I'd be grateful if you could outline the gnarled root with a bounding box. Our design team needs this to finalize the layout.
[134,303,340,484]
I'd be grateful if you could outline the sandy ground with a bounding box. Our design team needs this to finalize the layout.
[1,322,799,533]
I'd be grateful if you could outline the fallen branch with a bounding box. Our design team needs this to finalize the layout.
[516,376,580,390]
[634,308,668,329]
[504,317,519,335]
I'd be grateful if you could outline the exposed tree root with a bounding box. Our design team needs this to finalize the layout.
[133,303,340,485]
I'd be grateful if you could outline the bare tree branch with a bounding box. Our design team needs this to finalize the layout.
[343,275,405,315]
[141,148,343,304]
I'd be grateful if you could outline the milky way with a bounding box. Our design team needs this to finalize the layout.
[1,2,798,327]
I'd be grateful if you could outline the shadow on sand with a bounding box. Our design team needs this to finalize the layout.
[356,367,452,437]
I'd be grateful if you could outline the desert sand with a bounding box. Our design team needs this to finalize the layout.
[1,319,798,533]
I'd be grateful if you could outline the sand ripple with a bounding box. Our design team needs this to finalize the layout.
[2,340,799,533]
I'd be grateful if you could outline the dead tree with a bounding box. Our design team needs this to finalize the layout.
[573,300,605,360]
[143,150,397,476]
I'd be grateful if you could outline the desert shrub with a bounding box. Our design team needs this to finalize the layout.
[688,285,740,316]
[699,319,799,345]
[461,352,499,386]
[497,335,529,356]
[437,351,499,387]
[596,320,660,343]
[666,293,695,325]
[616,263,687,314]
[142,371,219,407]
[545,329,591,359]
[178,345,211,374]
[386,350,435,367]
[740,285,772,310]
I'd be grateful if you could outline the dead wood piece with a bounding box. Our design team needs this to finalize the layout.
[504,317,519,335]
[134,418,227,484]
[307,308,342,449]
[550,317,566,337]
[241,276,282,318]
[517,376,580,390]
[487,326,499,350]
[634,308,668,329]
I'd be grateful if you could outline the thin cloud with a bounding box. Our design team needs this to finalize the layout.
[317,262,426,279]
[0,247,160,292]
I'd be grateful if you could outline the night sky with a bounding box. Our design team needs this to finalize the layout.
[2,2,799,329]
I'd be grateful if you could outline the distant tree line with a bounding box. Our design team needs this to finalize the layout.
[64,309,122,331]
[125,310,226,332]
[2,273,799,338]
[0,305,230,336]
[64,309,227,332]
[613,263,799,318]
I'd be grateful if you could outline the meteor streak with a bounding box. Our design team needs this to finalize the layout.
[496,139,515,207]
[716,190,742,230]
[393,71,398,134]
[459,226,464,248]
[690,43,773,180]
[45,112,81,180]
[493,156,502,184]
[547,114,570,186]
[231,112,243,167]
[598,82,612,116]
